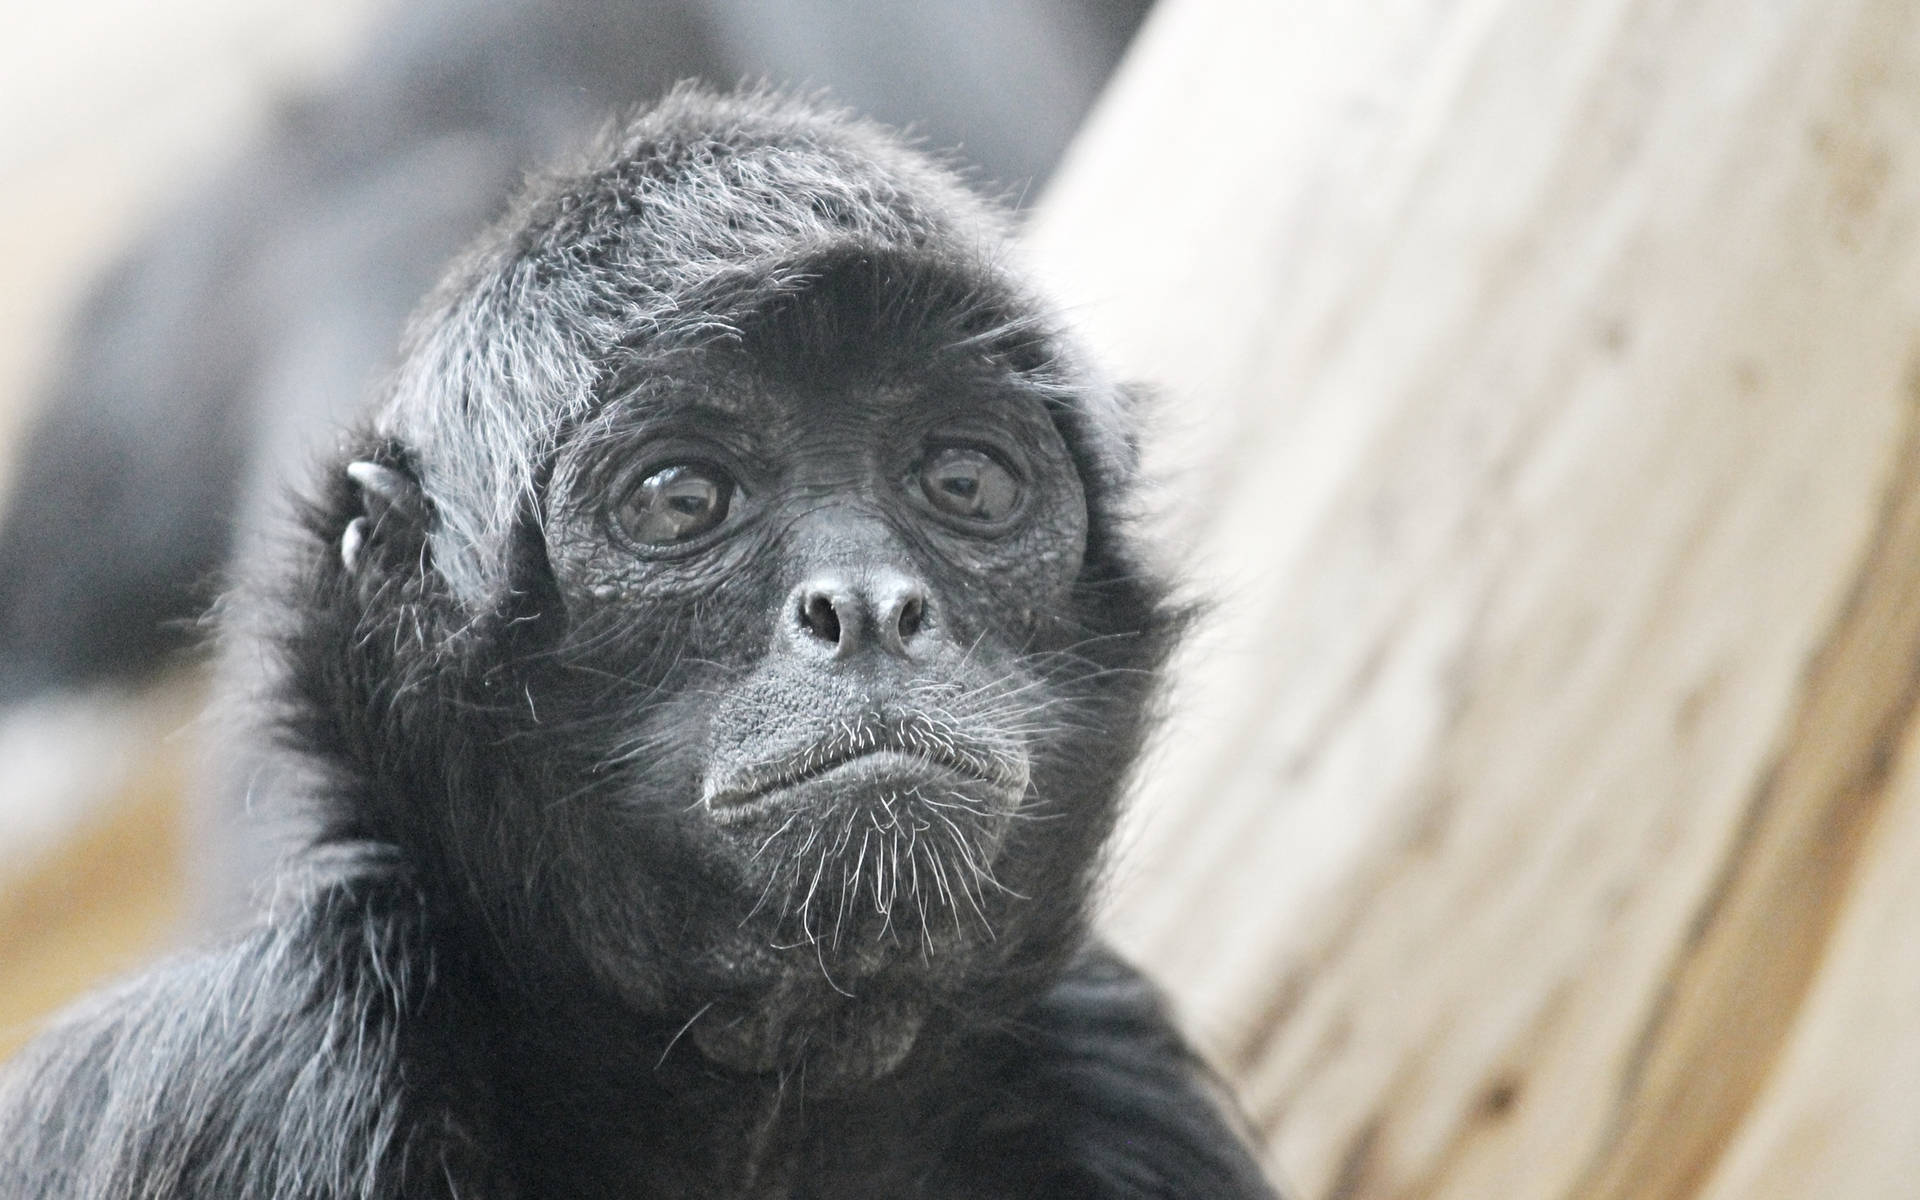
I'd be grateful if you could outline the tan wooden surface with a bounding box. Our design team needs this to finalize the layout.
[7,1,1920,1196]
[1029,1,1920,1196]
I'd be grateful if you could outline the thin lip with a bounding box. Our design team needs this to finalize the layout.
[703,727,1027,812]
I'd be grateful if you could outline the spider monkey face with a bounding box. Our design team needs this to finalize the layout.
[524,264,1101,1027]
[310,109,1177,1087]
[327,248,1150,1082]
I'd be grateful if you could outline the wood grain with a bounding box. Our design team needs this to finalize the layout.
[1029,0,1920,1196]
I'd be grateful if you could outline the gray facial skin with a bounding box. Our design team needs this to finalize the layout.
[536,346,1090,1077]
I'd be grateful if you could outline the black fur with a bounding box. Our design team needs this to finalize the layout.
[0,90,1277,1199]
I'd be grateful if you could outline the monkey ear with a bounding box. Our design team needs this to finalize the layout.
[338,456,429,575]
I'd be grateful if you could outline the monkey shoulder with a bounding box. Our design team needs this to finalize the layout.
[939,945,1282,1200]
[0,868,501,1199]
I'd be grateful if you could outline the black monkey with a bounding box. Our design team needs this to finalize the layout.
[0,90,1278,1199]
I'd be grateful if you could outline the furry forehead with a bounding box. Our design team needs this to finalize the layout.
[370,87,1134,605]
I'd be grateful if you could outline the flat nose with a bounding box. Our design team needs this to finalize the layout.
[786,573,929,659]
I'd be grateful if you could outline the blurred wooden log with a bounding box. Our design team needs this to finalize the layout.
[1028,1,1920,1197]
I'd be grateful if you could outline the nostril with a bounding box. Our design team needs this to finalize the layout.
[787,577,924,657]
[895,592,925,641]
[801,591,842,645]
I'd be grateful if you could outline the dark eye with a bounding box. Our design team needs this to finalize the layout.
[916,445,1021,524]
[615,463,733,545]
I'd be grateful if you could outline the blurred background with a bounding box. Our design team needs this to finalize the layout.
[8,1,1920,1198]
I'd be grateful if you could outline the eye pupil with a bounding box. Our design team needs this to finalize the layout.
[919,446,1019,523]
[618,464,732,545]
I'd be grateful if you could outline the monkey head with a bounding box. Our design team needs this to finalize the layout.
[274,90,1173,1086]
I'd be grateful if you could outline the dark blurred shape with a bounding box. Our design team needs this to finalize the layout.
[0,0,1152,699]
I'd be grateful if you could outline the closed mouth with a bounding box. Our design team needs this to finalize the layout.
[703,721,1028,812]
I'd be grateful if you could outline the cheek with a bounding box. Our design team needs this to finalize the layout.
[547,520,781,666]
[1014,473,1091,609]
[932,484,1088,640]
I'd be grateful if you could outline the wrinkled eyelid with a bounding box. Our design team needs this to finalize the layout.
[914,444,1024,524]
[923,439,1027,481]
[610,461,739,547]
